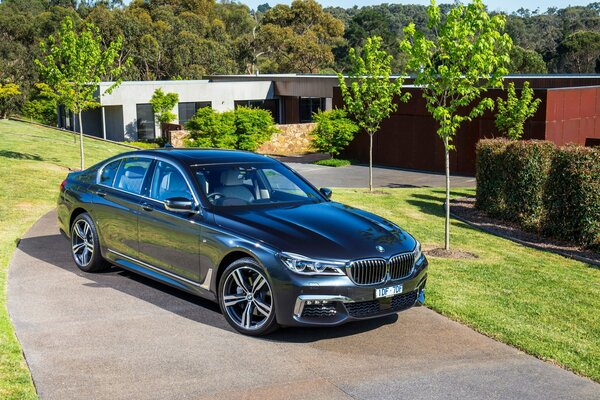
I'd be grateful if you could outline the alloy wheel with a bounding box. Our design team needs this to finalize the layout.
[222,266,273,331]
[72,219,94,267]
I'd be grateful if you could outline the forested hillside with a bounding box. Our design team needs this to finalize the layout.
[1,0,600,117]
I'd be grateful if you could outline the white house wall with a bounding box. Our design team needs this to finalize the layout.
[97,80,276,140]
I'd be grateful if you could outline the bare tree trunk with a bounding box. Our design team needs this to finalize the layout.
[444,136,450,250]
[369,133,373,192]
[78,111,84,170]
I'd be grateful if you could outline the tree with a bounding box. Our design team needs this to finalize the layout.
[509,46,548,74]
[401,0,512,250]
[257,0,344,73]
[338,36,409,191]
[495,82,542,140]
[557,31,600,73]
[150,88,179,138]
[0,83,22,119]
[36,17,127,170]
[311,109,359,159]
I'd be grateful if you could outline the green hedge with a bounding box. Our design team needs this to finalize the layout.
[545,146,600,248]
[503,140,554,229]
[476,139,509,216]
[476,139,600,248]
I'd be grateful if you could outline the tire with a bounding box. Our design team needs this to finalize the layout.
[218,257,279,336]
[70,213,110,273]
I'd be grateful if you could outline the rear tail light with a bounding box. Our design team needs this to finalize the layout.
[60,179,67,191]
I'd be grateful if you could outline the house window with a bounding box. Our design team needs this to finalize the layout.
[178,102,212,126]
[299,97,325,122]
[136,104,156,140]
[234,99,280,123]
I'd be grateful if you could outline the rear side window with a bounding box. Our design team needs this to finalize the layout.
[113,158,152,194]
[99,159,122,187]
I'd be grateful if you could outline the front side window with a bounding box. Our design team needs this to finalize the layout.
[113,157,152,194]
[193,163,321,208]
[150,161,193,202]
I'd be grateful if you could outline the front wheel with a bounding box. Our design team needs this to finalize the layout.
[218,258,278,336]
[71,213,109,273]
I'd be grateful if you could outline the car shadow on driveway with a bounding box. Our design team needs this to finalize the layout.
[17,232,397,342]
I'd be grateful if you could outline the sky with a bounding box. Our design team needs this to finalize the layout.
[240,1,594,14]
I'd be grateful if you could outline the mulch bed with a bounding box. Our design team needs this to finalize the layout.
[450,196,600,267]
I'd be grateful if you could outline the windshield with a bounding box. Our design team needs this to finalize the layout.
[192,163,323,208]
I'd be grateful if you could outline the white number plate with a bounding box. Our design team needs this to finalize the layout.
[375,284,403,298]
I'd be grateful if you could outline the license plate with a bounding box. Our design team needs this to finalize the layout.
[375,284,403,298]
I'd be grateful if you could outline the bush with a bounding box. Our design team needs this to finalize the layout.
[234,106,279,152]
[185,106,277,151]
[503,140,554,229]
[314,158,351,167]
[545,146,600,248]
[476,138,509,216]
[311,109,359,158]
[185,107,236,149]
[476,138,600,248]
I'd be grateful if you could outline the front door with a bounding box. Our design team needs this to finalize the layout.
[137,160,201,282]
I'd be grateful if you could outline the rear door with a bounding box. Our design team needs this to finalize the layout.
[93,156,153,259]
[137,160,202,282]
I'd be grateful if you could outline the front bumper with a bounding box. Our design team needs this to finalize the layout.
[272,256,428,327]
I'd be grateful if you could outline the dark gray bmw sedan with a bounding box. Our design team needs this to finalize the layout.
[58,149,428,335]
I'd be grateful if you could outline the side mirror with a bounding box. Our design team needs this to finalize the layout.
[164,197,197,213]
[319,187,332,200]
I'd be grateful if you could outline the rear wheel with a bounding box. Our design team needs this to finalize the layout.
[219,258,278,336]
[71,213,109,272]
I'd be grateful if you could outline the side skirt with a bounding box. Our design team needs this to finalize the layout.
[105,248,217,302]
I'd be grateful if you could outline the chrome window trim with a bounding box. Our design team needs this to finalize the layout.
[96,154,201,209]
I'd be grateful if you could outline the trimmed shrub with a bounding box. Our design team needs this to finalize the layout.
[185,107,236,149]
[185,106,278,151]
[476,138,510,216]
[503,140,555,229]
[311,109,359,158]
[234,106,279,152]
[544,146,600,248]
[476,138,600,249]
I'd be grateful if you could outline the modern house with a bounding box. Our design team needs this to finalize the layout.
[57,75,338,142]
[58,74,600,175]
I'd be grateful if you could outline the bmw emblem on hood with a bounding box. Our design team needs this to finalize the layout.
[376,245,385,253]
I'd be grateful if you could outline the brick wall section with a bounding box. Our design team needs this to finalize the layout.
[169,123,316,155]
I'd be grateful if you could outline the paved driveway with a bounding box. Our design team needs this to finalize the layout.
[7,211,599,399]
[283,162,476,188]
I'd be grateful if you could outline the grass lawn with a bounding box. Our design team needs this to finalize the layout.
[0,120,130,399]
[334,188,600,382]
[0,120,598,398]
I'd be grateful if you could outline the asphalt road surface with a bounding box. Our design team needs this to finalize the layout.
[8,211,599,399]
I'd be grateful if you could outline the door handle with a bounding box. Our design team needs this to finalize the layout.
[141,202,153,212]
[95,189,107,197]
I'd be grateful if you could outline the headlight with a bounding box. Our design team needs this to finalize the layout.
[413,240,423,263]
[279,252,347,276]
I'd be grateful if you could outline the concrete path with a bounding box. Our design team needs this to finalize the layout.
[282,160,476,188]
[8,211,599,400]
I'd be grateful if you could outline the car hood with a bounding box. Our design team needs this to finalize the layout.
[213,202,416,260]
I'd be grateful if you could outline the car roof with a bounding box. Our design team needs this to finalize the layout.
[129,148,277,166]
